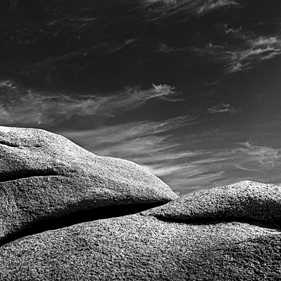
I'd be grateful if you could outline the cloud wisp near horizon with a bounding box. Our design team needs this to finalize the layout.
[61,121,281,194]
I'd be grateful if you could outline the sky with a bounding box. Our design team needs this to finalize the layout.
[0,0,281,194]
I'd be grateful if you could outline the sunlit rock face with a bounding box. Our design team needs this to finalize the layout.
[143,181,281,225]
[0,179,280,280]
[0,126,177,244]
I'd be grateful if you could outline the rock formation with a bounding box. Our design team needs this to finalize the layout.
[0,127,280,280]
[0,126,177,244]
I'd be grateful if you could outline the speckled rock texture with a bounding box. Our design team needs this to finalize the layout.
[0,126,178,244]
[0,181,280,280]
[143,181,281,226]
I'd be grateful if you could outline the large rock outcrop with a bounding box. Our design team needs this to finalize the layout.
[0,126,178,244]
[0,180,280,280]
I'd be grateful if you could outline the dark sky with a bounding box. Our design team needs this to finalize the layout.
[0,0,281,194]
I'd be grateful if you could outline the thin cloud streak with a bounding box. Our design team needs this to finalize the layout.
[61,116,195,160]
[162,143,281,194]
[0,81,181,126]
[143,0,239,15]
[208,103,238,114]
[200,33,281,74]
[233,142,281,171]
[197,0,239,15]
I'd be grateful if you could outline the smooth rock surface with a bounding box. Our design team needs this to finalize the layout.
[0,181,280,280]
[0,126,178,244]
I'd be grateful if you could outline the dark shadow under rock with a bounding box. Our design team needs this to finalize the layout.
[150,214,281,231]
[0,169,61,182]
[0,211,280,280]
[1,202,163,247]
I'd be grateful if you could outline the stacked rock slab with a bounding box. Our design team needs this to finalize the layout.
[0,126,178,244]
[0,127,280,280]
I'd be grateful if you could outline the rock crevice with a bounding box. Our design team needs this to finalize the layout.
[144,214,281,231]
[0,140,20,147]
[1,202,164,247]
[0,170,61,182]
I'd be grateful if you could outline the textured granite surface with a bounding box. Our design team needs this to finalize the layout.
[0,127,280,280]
[0,126,177,244]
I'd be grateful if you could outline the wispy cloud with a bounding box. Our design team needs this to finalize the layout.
[208,103,238,114]
[226,35,281,73]
[0,81,181,126]
[198,30,281,74]
[144,0,176,5]
[197,0,239,15]
[142,0,280,75]
[61,115,196,160]
[233,142,281,171]
[140,163,186,177]
[143,0,239,14]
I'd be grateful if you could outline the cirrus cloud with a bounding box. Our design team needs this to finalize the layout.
[0,81,181,126]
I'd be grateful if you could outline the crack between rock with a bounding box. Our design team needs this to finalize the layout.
[142,214,281,231]
[0,202,165,247]
[0,140,19,147]
[0,140,42,148]
[0,169,61,182]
